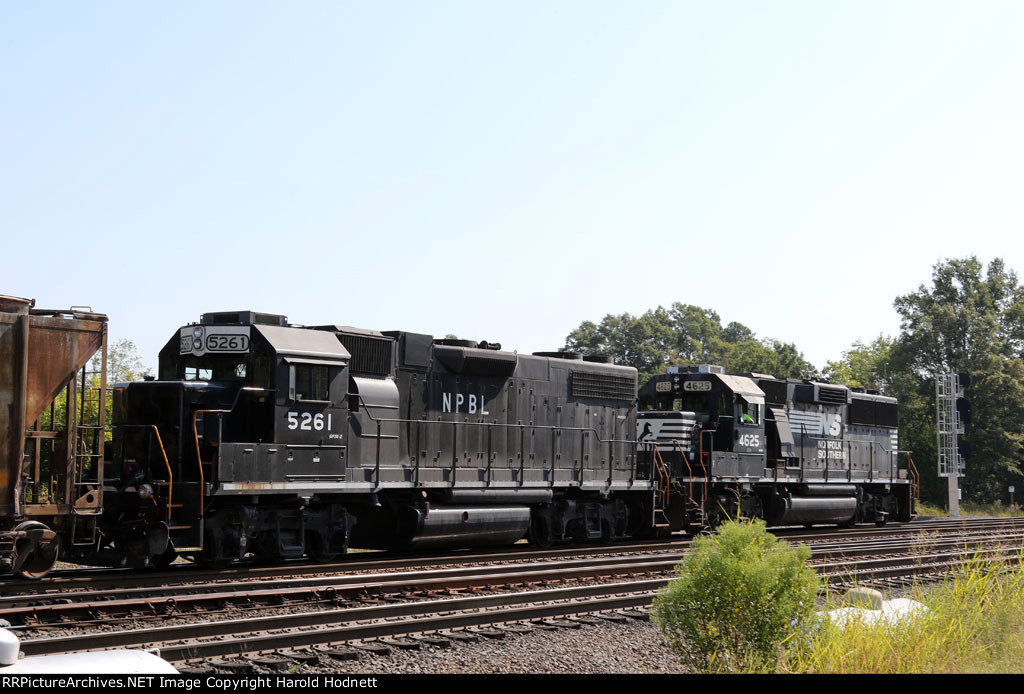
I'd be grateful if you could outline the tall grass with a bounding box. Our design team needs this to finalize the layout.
[917,500,1024,517]
[779,554,1024,673]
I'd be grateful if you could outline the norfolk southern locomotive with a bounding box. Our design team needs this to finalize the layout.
[0,303,916,576]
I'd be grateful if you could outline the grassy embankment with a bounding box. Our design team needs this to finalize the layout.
[916,500,1024,517]
[777,553,1024,673]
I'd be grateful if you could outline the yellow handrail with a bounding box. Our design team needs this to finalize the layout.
[907,452,920,501]
[674,440,695,511]
[191,409,229,515]
[150,425,172,522]
[651,444,670,508]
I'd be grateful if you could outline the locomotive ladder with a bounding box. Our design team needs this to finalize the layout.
[69,365,106,547]
[671,439,708,528]
[649,444,673,533]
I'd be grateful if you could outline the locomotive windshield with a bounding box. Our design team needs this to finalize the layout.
[181,354,272,387]
[183,355,248,381]
[641,390,720,413]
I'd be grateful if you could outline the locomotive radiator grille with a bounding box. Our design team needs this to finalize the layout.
[570,370,636,402]
[337,333,393,376]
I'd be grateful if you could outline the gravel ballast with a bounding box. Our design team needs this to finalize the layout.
[197,619,687,675]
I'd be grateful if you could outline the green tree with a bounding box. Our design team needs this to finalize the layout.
[564,308,676,383]
[892,257,1024,503]
[823,336,895,390]
[102,338,152,383]
[565,303,816,384]
[725,338,814,378]
[47,338,153,436]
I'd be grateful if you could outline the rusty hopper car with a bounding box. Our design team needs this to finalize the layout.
[0,296,107,578]
[101,311,649,569]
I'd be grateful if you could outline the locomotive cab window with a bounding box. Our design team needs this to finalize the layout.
[183,356,248,382]
[738,398,760,425]
[680,392,710,414]
[646,394,684,411]
[289,364,330,401]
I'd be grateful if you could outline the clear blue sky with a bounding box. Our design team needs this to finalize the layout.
[4,1,1023,373]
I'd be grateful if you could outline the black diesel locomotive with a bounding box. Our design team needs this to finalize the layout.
[101,311,643,569]
[9,308,917,574]
[637,365,914,533]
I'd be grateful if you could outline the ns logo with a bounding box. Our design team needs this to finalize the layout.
[826,413,842,437]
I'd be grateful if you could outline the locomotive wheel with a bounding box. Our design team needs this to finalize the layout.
[14,521,61,580]
[197,529,231,570]
[153,541,178,569]
[307,532,339,563]
[527,515,555,548]
[197,551,231,570]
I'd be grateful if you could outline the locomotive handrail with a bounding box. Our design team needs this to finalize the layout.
[350,396,637,445]
[699,428,716,478]
[672,439,696,511]
[796,434,904,485]
[351,394,638,489]
[114,423,174,522]
[651,444,670,508]
[189,387,272,515]
[906,451,920,501]
[149,425,172,522]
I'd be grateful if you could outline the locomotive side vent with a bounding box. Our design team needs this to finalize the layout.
[849,398,875,426]
[337,333,393,376]
[757,379,787,406]
[876,401,898,428]
[570,370,635,402]
[817,385,848,405]
[848,398,899,428]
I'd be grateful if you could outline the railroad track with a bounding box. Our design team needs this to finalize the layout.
[7,517,1023,666]
[10,516,1022,599]
[4,526,1023,622]
[4,519,1022,619]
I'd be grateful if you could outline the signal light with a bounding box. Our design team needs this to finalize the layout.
[958,435,971,460]
[956,397,972,425]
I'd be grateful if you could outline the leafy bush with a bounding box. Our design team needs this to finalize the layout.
[651,519,820,672]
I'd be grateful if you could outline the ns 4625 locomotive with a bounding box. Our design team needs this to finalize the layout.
[637,365,917,533]
[1,302,918,577]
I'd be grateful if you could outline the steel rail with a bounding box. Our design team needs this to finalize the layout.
[5,526,1022,620]
[6,527,1022,632]
[12,516,1024,599]
[15,537,1024,662]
